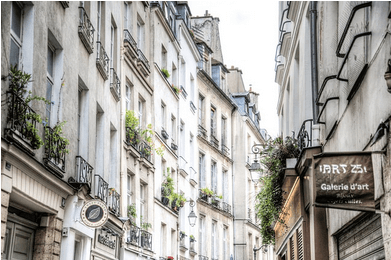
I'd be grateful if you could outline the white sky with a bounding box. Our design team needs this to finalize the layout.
[188,1,280,137]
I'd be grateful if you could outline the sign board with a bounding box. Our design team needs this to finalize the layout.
[80,199,109,228]
[314,152,375,210]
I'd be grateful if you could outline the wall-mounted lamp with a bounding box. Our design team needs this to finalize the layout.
[253,244,268,259]
[188,201,197,227]
[385,59,391,93]
[248,144,264,183]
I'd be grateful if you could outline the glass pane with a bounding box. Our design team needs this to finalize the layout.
[11,2,22,38]
[10,39,20,69]
[47,46,54,77]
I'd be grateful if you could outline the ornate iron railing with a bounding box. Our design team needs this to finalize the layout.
[124,29,137,51]
[198,124,207,139]
[127,223,140,245]
[94,175,109,203]
[221,143,230,156]
[108,189,120,216]
[44,125,67,172]
[110,68,121,101]
[137,49,150,71]
[199,189,209,203]
[140,230,152,250]
[222,202,231,214]
[5,91,40,149]
[96,41,110,79]
[297,119,313,153]
[69,156,93,188]
[78,7,94,54]
[210,135,219,149]
[125,127,139,150]
[139,141,152,162]
[199,256,209,260]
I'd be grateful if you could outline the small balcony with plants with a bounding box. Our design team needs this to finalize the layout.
[124,29,138,60]
[161,128,169,140]
[44,121,70,175]
[171,84,182,96]
[137,49,150,76]
[68,156,93,190]
[108,188,120,217]
[78,6,94,54]
[189,235,197,256]
[94,174,109,204]
[140,218,152,251]
[110,68,121,102]
[161,172,187,213]
[96,41,110,80]
[127,221,140,246]
[179,231,188,251]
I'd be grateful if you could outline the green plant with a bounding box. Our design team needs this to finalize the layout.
[171,84,182,95]
[127,203,137,221]
[44,121,70,158]
[254,136,299,245]
[161,68,170,78]
[215,194,223,200]
[176,193,187,208]
[140,216,152,230]
[200,187,214,197]
[190,235,196,241]
[162,173,174,197]
[125,110,139,141]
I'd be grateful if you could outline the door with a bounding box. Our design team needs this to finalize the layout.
[3,221,35,260]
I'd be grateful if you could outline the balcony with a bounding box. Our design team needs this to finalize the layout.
[94,175,109,203]
[190,101,197,113]
[68,156,93,190]
[221,143,230,156]
[179,156,188,177]
[189,167,197,186]
[221,202,231,214]
[180,85,188,98]
[198,124,207,140]
[139,141,152,162]
[96,41,110,80]
[125,127,139,150]
[210,135,219,149]
[110,68,121,102]
[297,119,313,153]
[108,188,120,216]
[199,256,208,260]
[44,125,67,174]
[127,223,140,245]
[78,7,94,54]
[5,91,40,154]
[124,29,138,60]
[137,49,150,76]
[161,128,169,140]
[199,190,209,203]
[140,230,152,250]
[180,231,188,251]
[190,239,197,256]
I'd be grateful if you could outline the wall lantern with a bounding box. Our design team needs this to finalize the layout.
[248,144,264,183]
[188,201,197,227]
[385,59,391,93]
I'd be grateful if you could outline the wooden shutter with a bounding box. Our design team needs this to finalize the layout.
[297,226,303,260]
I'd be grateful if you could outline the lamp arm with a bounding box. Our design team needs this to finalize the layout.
[251,144,263,155]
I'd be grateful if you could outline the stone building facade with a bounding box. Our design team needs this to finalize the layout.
[275,1,391,260]
[1,2,267,260]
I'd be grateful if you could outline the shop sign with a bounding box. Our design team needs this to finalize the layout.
[98,234,116,249]
[314,152,374,210]
[80,199,109,228]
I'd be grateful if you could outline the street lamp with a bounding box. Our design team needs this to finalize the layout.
[188,201,197,227]
[253,244,268,259]
[248,144,264,183]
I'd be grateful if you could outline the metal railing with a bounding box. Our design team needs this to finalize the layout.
[44,125,67,172]
[96,41,110,79]
[127,223,140,245]
[139,141,152,162]
[190,101,197,112]
[71,156,93,188]
[125,127,139,149]
[110,68,121,100]
[222,202,231,214]
[198,124,207,139]
[210,135,219,149]
[108,189,120,216]
[78,7,94,54]
[297,119,313,153]
[137,49,150,71]
[140,230,152,250]
[221,143,230,156]
[124,29,137,51]
[6,91,40,149]
[199,256,209,260]
[94,175,109,203]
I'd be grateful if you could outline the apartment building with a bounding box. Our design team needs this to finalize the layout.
[274,1,391,260]
[1,2,268,260]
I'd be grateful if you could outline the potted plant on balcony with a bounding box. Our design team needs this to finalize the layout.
[171,84,182,95]
[127,203,137,224]
[200,187,213,202]
[177,193,187,208]
[161,68,170,78]
[167,257,174,260]
[190,235,196,242]
[125,110,139,145]
[161,172,174,206]
[44,121,70,165]
[212,194,223,207]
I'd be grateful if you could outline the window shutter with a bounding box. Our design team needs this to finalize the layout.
[297,227,303,260]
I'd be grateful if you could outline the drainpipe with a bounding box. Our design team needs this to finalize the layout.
[310,1,319,124]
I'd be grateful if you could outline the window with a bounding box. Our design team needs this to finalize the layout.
[211,161,217,193]
[95,105,104,175]
[248,233,253,260]
[110,23,115,68]
[199,216,205,256]
[199,153,205,188]
[171,115,176,143]
[127,173,133,205]
[109,127,117,184]
[198,94,204,126]
[161,45,167,69]
[160,223,166,257]
[171,229,176,257]
[138,97,144,128]
[211,106,216,136]
[74,235,82,260]
[222,170,228,203]
[124,2,131,30]
[10,2,23,68]
[180,121,185,155]
[77,89,82,153]
[172,63,177,85]
[223,226,228,260]
[97,1,102,41]
[190,74,195,102]
[161,102,166,129]
[212,221,218,259]
[46,44,54,125]
[181,59,186,89]
[221,117,227,147]
[125,84,131,110]
[137,15,144,51]
[140,183,145,221]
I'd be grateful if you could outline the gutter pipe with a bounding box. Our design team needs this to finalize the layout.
[310,2,319,124]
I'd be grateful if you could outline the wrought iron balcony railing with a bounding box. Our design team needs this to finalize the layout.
[140,230,152,250]
[199,189,209,203]
[127,223,140,245]
[221,202,231,214]
[69,156,93,189]
[123,29,138,59]
[221,143,230,156]
[78,7,94,54]
[110,68,121,101]
[5,91,40,150]
[198,124,207,139]
[137,49,150,75]
[139,141,152,162]
[210,135,219,149]
[125,127,139,150]
[108,189,120,216]
[199,256,209,260]
[96,41,110,80]
[94,175,109,203]
[44,125,67,172]
[297,119,313,153]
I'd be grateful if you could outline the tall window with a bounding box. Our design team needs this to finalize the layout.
[140,183,145,221]
[248,233,253,259]
[199,216,205,256]
[127,174,133,205]
[211,161,217,193]
[181,59,186,89]
[171,115,176,143]
[97,1,102,41]
[160,223,166,257]
[223,226,228,260]
[198,94,204,126]
[46,44,55,125]
[124,2,131,30]
[212,221,218,259]
[109,128,117,185]
[221,117,227,147]
[138,97,144,127]
[180,121,185,156]
[211,106,216,136]
[125,84,131,110]
[199,153,205,188]
[161,45,167,69]
[77,89,82,153]
[110,24,115,68]
[137,15,144,51]
[10,2,23,68]
[172,63,177,86]
[190,74,195,102]
[223,170,228,203]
